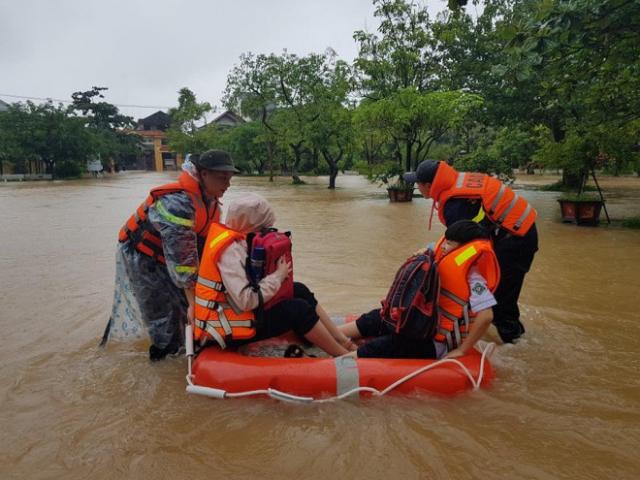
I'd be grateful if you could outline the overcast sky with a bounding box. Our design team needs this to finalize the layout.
[1,0,452,121]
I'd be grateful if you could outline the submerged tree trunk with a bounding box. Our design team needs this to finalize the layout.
[322,148,342,189]
[289,143,305,184]
[328,166,338,189]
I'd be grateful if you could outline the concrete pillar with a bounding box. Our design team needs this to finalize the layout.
[154,137,163,171]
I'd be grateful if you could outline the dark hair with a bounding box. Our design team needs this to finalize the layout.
[444,220,490,244]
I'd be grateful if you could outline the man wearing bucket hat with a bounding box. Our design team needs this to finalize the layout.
[102,149,240,360]
[404,160,538,344]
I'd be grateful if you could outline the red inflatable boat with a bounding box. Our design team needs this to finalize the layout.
[185,317,495,402]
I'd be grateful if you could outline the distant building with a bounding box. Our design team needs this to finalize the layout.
[210,109,245,128]
[128,109,245,171]
[0,99,9,112]
[198,109,246,132]
[137,110,171,131]
[131,111,181,171]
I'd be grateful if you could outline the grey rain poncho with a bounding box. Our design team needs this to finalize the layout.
[106,161,218,354]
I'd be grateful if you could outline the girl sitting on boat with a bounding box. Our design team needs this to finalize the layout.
[339,220,500,360]
[191,193,356,356]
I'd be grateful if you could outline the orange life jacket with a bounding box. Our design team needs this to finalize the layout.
[429,162,536,236]
[193,223,256,349]
[118,171,219,264]
[433,237,500,350]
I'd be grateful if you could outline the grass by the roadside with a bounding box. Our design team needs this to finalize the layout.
[622,217,640,229]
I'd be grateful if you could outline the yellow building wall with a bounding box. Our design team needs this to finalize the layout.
[154,138,163,172]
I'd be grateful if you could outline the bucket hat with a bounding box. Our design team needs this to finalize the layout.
[193,149,240,173]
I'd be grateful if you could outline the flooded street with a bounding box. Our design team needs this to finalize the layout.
[1,172,639,479]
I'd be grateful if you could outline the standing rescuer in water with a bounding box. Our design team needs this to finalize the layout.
[404,160,538,343]
[102,150,238,360]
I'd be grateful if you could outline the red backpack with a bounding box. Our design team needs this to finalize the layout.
[380,251,439,339]
[246,229,294,310]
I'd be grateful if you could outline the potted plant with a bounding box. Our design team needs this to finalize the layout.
[369,163,414,202]
[535,130,611,226]
[386,179,415,202]
[557,193,604,225]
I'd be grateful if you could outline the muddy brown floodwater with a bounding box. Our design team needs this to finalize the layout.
[1,172,639,480]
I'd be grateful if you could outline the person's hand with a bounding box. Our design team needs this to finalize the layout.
[445,347,466,359]
[413,247,427,257]
[275,256,292,281]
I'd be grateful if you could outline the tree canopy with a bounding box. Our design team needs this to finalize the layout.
[1,87,139,178]
[3,0,638,188]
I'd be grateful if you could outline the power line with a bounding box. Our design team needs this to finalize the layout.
[0,93,173,110]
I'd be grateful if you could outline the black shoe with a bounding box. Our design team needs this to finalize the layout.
[284,344,305,358]
[283,344,316,358]
[497,320,525,344]
[149,342,180,361]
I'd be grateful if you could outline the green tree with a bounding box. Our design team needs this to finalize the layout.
[352,107,390,165]
[2,101,93,178]
[0,105,22,174]
[223,52,282,180]
[224,49,353,184]
[70,86,134,130]
[354,0,436,98]
[498,0,640,187]
[355,89,483,172]
[309,105,354,189]
[69,87,139,169]
[200,121,271,174]
[166,88,213,156]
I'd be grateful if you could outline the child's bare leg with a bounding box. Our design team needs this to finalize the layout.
[316,304,358,351]
[304,321,349,357]
[338,322,362,340]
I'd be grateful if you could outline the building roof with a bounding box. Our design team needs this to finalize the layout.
[136,110,171,131]
[211,110,245,125]
[0,99,10,112]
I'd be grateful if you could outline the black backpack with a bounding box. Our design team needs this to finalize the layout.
[380,251,439,339]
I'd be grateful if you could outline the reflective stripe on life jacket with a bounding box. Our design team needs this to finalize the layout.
[118,171,219,264]
[433,237,500,350]
[194,223,256,348]
[429,162,536,236]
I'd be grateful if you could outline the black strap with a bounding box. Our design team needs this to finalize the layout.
[257,289,264,311]
[244,231,266,323]
[99,317,112,347]
[245,232,257,288]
